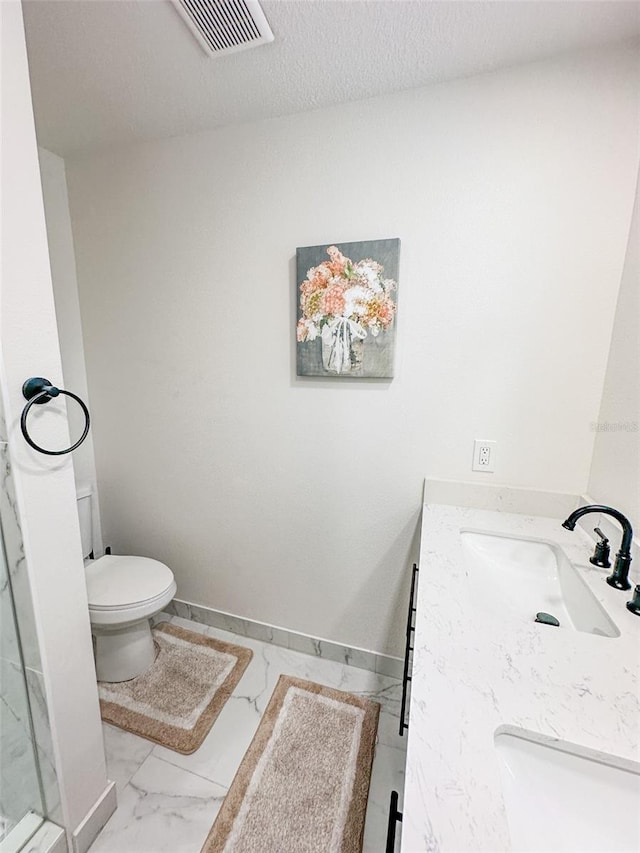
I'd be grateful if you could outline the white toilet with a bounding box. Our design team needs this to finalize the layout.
[78,492,177,682]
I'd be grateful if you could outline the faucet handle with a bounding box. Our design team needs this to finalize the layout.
[626,585,640,617]
[590,528,611,569]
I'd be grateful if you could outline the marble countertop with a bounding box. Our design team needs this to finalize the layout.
[401,481,640,852]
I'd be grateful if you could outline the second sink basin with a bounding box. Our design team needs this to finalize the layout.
[495,729,640,852]
[461,530,619,638]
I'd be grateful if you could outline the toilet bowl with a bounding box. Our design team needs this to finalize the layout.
[86,555,176,682]
[78,490,177,682]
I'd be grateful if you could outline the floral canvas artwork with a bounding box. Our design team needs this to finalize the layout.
[296,238,400,378]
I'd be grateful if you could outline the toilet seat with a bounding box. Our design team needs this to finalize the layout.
[86,555,177,629]
[86,554,174,609]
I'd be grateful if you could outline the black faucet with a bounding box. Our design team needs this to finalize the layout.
[562,504,633,590]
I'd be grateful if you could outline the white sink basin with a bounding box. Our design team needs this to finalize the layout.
[495,729,640,852]
[461,530,619,638]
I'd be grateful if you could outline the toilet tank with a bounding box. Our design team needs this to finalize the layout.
[77,490,93,559]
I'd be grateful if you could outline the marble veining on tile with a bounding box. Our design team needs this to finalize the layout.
[100,724,154,795]
[0,431,60,828]
[0,440,42,671]
[24,668,62,824]
[0,813,12,843]
[89,755,227,853]
[164,599,403,678]
[95,613,406,853]
[0,658,45,827]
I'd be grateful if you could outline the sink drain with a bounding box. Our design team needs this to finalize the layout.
[534,612,560,627]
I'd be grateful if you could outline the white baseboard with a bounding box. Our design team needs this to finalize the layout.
[71,782,117,853]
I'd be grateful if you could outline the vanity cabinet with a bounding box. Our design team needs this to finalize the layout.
[385,562,419,852]
[399,562,419,736]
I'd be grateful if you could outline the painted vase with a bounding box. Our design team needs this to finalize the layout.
[321,319,364,375]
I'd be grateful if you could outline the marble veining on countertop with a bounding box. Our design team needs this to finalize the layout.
[402,484,640,852]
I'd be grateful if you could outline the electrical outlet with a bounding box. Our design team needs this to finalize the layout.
[473,439,496,473]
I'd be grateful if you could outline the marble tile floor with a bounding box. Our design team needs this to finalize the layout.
[90,613,407,853]
[0,814,13,843]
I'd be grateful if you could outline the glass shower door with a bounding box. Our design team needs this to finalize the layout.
[0,523,45,849]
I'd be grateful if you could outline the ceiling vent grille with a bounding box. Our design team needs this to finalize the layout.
[172,0,274,57]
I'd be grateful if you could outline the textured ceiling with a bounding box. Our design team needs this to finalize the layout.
[23,0,640,157]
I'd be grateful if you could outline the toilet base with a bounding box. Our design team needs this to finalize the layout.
[93,619,156,682]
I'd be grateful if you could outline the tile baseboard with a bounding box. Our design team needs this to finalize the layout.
[163,599,402,679]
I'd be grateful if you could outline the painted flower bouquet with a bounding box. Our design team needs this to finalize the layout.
[296,246,397,374]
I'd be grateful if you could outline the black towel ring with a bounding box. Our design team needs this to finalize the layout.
[21,377,91,456]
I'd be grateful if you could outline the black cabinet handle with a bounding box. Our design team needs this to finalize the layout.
[399,563,418,736]
[386,790,403,852]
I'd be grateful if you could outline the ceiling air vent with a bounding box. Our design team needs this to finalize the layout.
[172,0,274,57]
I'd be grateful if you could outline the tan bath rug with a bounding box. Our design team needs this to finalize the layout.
[99,622,252,754]
[201,674,380,852]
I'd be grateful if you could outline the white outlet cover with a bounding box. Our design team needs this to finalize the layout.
[473,439,496,473]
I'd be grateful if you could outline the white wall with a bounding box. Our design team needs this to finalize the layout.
[66,44,639,656]
[588,175,640,522]
[0,0,112,845]
[38,147,103,556]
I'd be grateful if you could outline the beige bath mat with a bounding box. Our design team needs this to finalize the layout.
[99,622,252,754]
[201,674,380,852]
